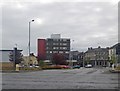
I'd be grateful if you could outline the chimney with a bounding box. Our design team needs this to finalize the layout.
[98,46,101,48]
[88,48,90,50]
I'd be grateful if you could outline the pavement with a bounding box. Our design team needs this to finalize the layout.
[1,67,119,89]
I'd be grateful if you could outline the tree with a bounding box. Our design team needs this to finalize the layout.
[9,48,23,64]
[110,54,116,64]
[52,53,67,65]
[85,57,90,65]
[39,60,46,67]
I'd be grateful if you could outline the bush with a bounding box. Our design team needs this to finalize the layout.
[20,67,41,71]
[38,60,47,67]
[42,65,63,70]
[115,66,120,70]
[52,53,67,65]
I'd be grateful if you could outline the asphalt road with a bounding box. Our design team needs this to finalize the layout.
[1,67,119,89]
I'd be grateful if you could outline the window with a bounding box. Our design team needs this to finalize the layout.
[53,51,58,53]
[53,43,59,45]
[65,51,69,53]
[53,43,56,45]
[59,51,63,53]
[60,39,62,41]
[60,47,67,50]
[60,43,63,45]
[97,62,98,65]
[60,47,63,49]
[53,39,59,41]
[63,43,67,46]
[53,47,59,49]
[63,39,67,41]
[53,47,56,49]
[63,47,67,50]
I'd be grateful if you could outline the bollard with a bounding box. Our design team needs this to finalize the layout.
[16,64,19,72]
[112,64,115,70]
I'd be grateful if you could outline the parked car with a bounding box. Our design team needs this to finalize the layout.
[102,65,107,67]
[29,64,39,68]
[58,65,71,69]
[72,65,80,69]
[34,65,39,68]
[85,64,92,68]
[29,65,33,68]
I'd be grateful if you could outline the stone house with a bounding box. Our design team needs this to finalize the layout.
[84,46,109,67]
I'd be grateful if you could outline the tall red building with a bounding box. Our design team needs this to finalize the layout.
[37,39,46,61]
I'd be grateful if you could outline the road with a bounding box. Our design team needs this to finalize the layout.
[1,67,119,89]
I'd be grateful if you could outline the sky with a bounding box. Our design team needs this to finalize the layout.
[1,0,119,55]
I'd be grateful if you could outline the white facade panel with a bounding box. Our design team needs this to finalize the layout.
[51,34,61,39]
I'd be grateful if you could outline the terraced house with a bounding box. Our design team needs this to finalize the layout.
[84,46,109,67]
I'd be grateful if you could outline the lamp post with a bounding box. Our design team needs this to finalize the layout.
[28,20,34,61]
[69,40,74,66]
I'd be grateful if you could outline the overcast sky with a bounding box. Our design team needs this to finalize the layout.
[1,0,119,55]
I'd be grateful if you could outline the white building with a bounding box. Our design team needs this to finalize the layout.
[22,55,38,66]
[109,43,120,64]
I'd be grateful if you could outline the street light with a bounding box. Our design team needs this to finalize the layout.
[28,19,34,60]
[69,39,74,66]
[71,40,74,61]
